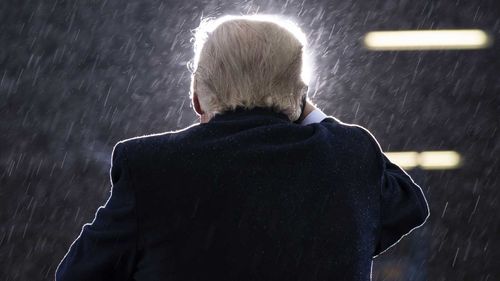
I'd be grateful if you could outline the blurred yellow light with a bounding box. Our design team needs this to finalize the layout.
[385,152,419,169]
[363,29,492,50]
[418,150,462,170]
[385,150,462,170]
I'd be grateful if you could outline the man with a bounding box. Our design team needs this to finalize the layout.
[55,15,429,281]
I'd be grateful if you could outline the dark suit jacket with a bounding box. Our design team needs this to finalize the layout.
[55,106,430,281]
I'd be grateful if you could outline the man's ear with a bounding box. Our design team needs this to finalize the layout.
[302,83,309,96]
[192,92,204,116]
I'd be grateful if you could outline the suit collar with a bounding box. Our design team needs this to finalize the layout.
[207,106,291,123]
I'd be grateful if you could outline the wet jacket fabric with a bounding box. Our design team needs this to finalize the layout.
[55,106,430,281]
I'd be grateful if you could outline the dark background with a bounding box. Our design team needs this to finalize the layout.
[1,0,499,280]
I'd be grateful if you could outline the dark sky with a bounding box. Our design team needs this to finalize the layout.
[1,0,499,280]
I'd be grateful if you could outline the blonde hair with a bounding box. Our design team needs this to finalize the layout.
[188,14,311,121]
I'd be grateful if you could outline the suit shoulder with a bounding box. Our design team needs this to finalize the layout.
[116,123,200,147]
[320,117,383,157]
[320,116,371,139]
[113,132,170,160]
[112,123,202,161]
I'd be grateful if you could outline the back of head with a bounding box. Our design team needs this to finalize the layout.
[189,15,310,121]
